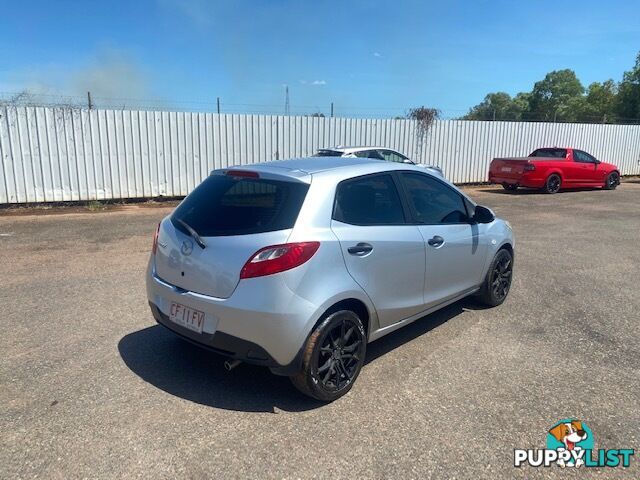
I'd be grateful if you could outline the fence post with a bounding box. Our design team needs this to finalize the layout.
[87,91,93,110]
[331,102,334,118]
[216,97,220,114]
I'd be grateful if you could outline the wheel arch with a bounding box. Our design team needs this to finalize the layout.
[316,298,371,340]
[546,170,563,180]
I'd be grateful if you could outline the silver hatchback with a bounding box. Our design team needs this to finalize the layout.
[146,157,514,401]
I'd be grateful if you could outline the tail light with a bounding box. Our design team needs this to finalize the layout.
[226,169,259,178]
[152,223,160,255]
[524,163,536,171]
[240,242,320,279]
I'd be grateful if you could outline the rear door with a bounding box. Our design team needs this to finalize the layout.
[154,172,309,298]
[397,172,489,307]
[331,173,426,328]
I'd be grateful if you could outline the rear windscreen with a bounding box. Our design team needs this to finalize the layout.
[529,148,567,158]
[171,175,309,236]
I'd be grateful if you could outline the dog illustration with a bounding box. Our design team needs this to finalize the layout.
[549,420,588,467]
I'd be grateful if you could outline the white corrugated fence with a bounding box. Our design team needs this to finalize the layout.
[1,105,639,203]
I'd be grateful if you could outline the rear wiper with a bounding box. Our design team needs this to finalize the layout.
[176,218,206,249]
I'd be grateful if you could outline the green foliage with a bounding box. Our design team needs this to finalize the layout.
[463,53,640,124]
[616,52,640,121]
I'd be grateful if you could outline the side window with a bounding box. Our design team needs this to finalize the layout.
[399,173,469,224]
[574,150,594,163]
[334,174,405,225]
[380,150,408,163]
[354,150,384,160]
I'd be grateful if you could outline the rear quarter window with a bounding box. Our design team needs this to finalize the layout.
[171,175,309,236]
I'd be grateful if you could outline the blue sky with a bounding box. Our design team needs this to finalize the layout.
[1,0,639,117]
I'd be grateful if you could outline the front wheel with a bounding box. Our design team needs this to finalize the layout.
[477,249,513,307]
[290,310,367,402]
[604,171,619,190]
[544,174,561,194]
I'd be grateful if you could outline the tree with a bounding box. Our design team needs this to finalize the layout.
[616,52,640,122]
[575,80,618,122]
[528,69,584,121]
[463,92,528,121]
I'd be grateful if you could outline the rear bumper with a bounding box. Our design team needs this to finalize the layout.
[488,173,544,188]
[149,301,290,369]
[145,259,317,374]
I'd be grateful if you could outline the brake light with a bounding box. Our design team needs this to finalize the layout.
[152,223,160,255]
[240,242,320,279]
[524,163,536,171]
[226,169,259,178]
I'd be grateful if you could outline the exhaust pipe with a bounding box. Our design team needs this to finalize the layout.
[224,359,242,371]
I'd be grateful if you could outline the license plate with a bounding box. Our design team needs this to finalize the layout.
[501,166,512,172]
[169,302,205,333]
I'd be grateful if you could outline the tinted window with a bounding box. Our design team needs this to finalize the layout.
[172,175,309,236]
[530,148,567,158]
[380,150,411,164]
[314,150,343,157]
[334,174,405,225]
[354,150,385,160]
[574,150,596,163]
[400,173,469,224]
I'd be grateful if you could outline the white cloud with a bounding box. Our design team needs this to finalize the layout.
[311,80,327,85]
[373,52,382,57]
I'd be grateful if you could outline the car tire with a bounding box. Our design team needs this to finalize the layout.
[476,248,513,307]
[604,171,619,190]
[290,310,366,402]
[502,183,518,191]
[544,174,561,194]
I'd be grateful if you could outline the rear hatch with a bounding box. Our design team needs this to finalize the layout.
[154,171,310,298]
[489,157,532,180]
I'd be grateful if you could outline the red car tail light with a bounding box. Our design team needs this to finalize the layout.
[240,242,321,279]
[152,223,160,255]
[226,169,259,178]
[524,163,536,171]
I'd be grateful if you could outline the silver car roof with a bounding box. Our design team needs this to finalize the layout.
[217,156,441,182]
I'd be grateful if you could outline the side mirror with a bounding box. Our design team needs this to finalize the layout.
[473,205,495,224]
[594,159,601,165]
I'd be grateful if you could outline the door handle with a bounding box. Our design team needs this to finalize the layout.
[348,242,373,256]
[428,236,445,248]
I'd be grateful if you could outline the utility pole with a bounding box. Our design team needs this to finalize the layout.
[492,109,496,121]
[330,102,334,118]
[284,86,290,115]
[216,97,220,114]
[87,91,93,110]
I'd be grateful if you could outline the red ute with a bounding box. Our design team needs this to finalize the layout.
[488,147,620,194]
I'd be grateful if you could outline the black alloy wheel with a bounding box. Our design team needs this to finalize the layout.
[544,174,561,194]
[605,171,619,190]
[477,248,514,307]
[290,310,366,402]
[490,252,512,303]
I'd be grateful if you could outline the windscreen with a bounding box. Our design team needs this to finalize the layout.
[171,175,309,236]
[529,148,567,158]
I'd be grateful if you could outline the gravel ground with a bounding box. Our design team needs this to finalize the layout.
[1,182,639,479]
